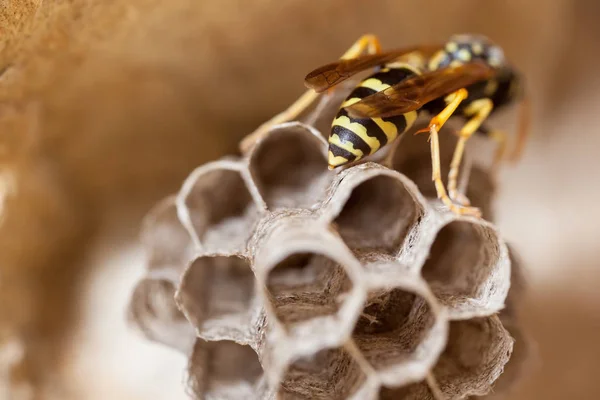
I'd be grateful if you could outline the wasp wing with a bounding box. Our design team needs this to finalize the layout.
[304,45,441,93]
[343,62,497,119]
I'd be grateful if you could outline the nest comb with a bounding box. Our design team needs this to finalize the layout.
[128,80,529,399]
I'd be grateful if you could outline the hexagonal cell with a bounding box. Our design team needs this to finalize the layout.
[266,252,353,328]
[421,220,508,318]
[248,122,333,210]
[141,196,193,280]
[187,339,265,399]
[253,214,365,346]
[176,255,260,343]
[351,274,446,387]
[177,161,263,253]
[433,316,513,399]
[378,381,435,400]
[278,346,369,400]
[128,278,196,353]
[331,169,424,255]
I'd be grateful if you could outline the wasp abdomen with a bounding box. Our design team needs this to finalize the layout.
[328,64,420,168]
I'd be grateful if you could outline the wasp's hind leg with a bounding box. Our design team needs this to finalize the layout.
[239,89,320,153]
[338,33,382,60]
[447,98,493,205]
[240,34,382,154]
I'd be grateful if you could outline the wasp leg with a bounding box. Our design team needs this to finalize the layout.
[414,87,478,215]
[240,34,382,154]
[452,191,472,207]
[339,33,382,60]
[447,98,493,204]
[415,88,469,136]
[429,125,481,217]
[239,89,320,153]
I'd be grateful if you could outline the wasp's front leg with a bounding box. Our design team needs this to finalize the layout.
[429,125,481,217]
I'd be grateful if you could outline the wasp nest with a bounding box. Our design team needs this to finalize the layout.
[128,82,528,399]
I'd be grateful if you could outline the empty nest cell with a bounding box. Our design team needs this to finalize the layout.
[265,252,353,329]
[352,286,442,387]
[176,255,258,343]
[433,316,513,399]
[253,214,366,347]
[128,278,196,353]
[141,196,193,279]
[178,163,261,253]
[421,220,504,317]
[278,346,368,400]
[332,173,422,255]
[188,339,265,399]
[248,123,333,210]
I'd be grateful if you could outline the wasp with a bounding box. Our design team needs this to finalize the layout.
[241,34,530,217]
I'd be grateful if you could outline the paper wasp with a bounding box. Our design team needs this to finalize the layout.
[241,34,530,217]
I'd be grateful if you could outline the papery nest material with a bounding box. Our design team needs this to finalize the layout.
[128,78,528,399]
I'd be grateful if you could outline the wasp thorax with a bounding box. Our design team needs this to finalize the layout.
[429,34,506,71]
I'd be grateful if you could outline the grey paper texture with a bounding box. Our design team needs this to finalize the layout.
[129,83,527,399]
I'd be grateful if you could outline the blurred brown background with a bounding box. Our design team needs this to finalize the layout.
[1,0,600,399]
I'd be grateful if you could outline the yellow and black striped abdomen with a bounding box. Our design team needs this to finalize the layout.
[328,64,420,168]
